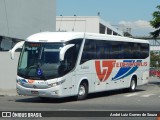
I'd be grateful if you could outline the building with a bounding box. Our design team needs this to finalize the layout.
[0,0,56,91]
[149,39,160,51]
[0,0,56,51]
[134,36,160,52]
[56,16,123,36]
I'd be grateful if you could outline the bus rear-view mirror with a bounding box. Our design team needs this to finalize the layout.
[60,44,75,61]
[9,41,24,60]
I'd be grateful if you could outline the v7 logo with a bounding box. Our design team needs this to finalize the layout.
[95,60,115,82]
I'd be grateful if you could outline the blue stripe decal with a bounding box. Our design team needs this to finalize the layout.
[119,60,142,79]
[112,60,142,80]
[112,60,134,80]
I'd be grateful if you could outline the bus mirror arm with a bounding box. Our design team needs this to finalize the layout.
[9,41,25,60]
[60,44,75,61]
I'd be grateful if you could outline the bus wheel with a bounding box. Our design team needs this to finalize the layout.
[77,82,88,100]
[129,78,137,92]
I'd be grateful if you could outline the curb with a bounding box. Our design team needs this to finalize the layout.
[0,89,17,96]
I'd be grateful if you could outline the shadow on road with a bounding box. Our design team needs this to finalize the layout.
[15,89,145,103]
[87,89,145,100]
[149,77,160,86]
[149,81,160,86]
[15,96,77,103]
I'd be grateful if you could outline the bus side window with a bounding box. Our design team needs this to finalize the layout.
[96,46,103,59]
[96,40,107,59]
[135,44,141,59]
[59,39,83,75]
[80,40,96,64]
[140,43,149,59]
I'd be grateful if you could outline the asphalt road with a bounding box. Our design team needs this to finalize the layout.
[0,77,160,120]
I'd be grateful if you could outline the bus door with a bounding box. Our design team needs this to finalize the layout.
[59,44,79,96]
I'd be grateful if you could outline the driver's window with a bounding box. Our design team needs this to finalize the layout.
[58,39,83,75]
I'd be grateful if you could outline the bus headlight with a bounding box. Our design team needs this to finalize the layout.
[17,79,21,85]
[48,79,65,87]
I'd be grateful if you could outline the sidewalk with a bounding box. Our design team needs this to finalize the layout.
[0,89,17,96]
[149,76,160,83]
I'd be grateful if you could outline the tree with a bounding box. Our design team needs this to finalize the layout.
[150,51,160,67]
[150,5,160,38]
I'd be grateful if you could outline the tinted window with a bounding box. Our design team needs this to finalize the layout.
[80,39,149,64]
[60,39,83,75]
[81,40,96,64]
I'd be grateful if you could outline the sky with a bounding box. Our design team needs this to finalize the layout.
[57,0,160,36]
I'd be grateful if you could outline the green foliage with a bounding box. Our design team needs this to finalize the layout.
[150,51,160,67]
[150,5,160,38]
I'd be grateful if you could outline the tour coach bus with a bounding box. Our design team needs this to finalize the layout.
[10,32,150,100]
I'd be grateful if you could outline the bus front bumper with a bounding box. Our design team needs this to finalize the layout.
[16,83,62,98]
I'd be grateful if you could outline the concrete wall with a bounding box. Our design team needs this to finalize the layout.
[0,0,56,94]
[0,0,56,39]
[0,52,19,90]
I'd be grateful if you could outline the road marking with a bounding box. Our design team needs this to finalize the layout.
[141,94,155,97]
[124,93,140,97]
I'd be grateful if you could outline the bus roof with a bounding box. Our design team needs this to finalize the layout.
[26,32,149,44]
[26,32,85,42]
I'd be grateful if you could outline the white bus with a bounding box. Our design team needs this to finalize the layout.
[10,32,150,100]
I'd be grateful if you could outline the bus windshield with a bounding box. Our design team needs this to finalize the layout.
[18,39,82,80]
[18,42,63,80]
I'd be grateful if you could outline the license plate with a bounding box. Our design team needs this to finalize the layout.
[31,91,39,95]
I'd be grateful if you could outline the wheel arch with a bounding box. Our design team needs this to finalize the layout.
[76,77,89,100]
[131,74,137,85]
[77,77,89,94]
[128,74,138,92]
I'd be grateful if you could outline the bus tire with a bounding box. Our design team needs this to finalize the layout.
[129,77,137,92]
[77,82,88,100]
